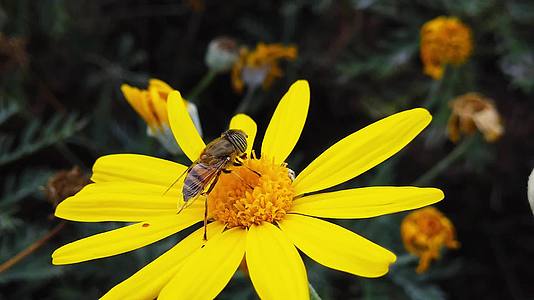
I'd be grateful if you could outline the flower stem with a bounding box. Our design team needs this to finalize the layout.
[234,86,257,115]
[422,77,443,110]
[187,69,218,103]
[309,282,322,300]
[0,221,66,273]
[413,135,476,186]
[423,67,452,111]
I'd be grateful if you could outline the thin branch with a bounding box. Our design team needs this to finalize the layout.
[0,221,66,274]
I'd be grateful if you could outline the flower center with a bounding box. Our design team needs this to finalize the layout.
[208,155,295,228]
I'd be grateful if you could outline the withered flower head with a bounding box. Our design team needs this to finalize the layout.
[401,207,459,273]
[0,33,28,72]
[447,92,504,143]
[45,166,91,207]
[205,36,239,73]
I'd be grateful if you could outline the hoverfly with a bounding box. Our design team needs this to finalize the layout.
[165,129,259,240]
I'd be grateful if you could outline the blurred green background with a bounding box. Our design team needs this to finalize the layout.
[1,0,533,299]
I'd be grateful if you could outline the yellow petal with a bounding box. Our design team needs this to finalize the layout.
[149,87,169,127]
[291,187,444,219]
[159,227,246,300]
[246,223,309,300]
[101,222,225,300]
[121,84,149,123]
[293,108,431,195]
[261,80,309,164]
[229,114,257,155]
[139,90,158,127]
[55,182,201,222]
[91,154,187,188]
[149,78,173,92]
[52,212,202,265]
[279,214,396,278]
[167,90,206,162]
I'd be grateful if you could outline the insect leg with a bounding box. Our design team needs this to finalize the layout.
[201,170,222,241]
[203,193,208,241]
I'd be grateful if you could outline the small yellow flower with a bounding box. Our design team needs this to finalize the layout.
[121,79,202,153]
[231,43,297,93]
[420,16,473,79]
[53,80,444,299]
[121,79,173,130]
[447,92,504,143]
[401,207,459,273]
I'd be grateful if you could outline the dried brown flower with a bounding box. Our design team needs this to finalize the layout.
[0,33,28,72]
[44,166,91,207]
[448,93,504,143]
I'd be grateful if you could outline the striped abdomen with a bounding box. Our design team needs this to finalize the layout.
[182,162,217,202]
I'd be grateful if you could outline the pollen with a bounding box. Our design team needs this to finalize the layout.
[208,155,295,228]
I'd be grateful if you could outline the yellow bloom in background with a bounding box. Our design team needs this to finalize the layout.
[121,79,202,154]
[52,80,444,300]
[231,43,297,93]
[420,16,473,79]
[447,92,504,143]
[401,207,459,273]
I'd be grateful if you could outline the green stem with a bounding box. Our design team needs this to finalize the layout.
[186,69,218,103]
[309,282,322,300]
[18,108,87,170]
[413,135,476,186]
[422,77,443,110]
[422,64,454,111]
[234,86,257,115]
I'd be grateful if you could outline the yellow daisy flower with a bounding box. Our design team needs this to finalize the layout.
[231,43,297,93]
[53,80,444,299]
[420,16,473,79]
[121,79,202,154]
[401,207,459,273]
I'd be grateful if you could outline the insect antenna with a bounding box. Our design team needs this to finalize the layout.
[226,170,256,189]
[233,157,261,177]
[244,165,261,177]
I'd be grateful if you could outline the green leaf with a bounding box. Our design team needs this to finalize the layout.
[0,114,86,166]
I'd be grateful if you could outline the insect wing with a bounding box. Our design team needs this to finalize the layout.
[182,160,227,203]
[162,165,191,196]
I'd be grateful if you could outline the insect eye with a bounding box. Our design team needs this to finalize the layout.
[224,130,247,153]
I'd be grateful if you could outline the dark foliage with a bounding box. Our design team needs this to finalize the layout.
[1,0,533,299]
